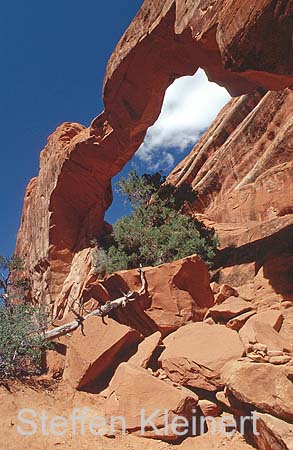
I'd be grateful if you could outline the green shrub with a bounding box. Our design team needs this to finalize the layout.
[0,303,49,377]
[0,254,50,378]
[95,171,219,274]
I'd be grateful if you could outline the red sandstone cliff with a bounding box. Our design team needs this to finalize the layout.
[168,86,293,309]
[15,0,293,311]
[9,2,293,450]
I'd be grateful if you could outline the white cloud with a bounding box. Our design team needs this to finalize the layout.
[136,69,231,171]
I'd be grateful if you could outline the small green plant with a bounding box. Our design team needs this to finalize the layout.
[0,254,50,378]
[0,254,28,307]
[0,303,49,377]
[94,171,219,274]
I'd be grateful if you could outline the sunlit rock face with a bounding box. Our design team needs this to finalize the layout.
[169,89,293,227]
[14,3,293,448]
[169,87,293,300]
[16,0,293,310]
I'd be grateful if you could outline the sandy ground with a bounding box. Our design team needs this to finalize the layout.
[0,378,256,450]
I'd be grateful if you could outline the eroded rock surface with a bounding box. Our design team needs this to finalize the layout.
[159,323,244,391]
[221,361,293,422]
[254,413,293,450]
[86,255,214,337]
[16,1,293,313]
[12,1,293,449]
[63,316,142,391]
[105,362,198,441]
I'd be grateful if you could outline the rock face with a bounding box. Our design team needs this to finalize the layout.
[105,362,198,441]
[95,255,214,337]
[128,331,162,368]
[12,2,293,448]
[169,87,293,304]
[169,90,293,227]
[63,317,142,391]
[226,310,256,331]
[159,323,244,391]
[15,0,293,314]
[15,121,115,308]
[221,361,293,422]
[254,413,293,450]
[209,297,254,321]
[239,310,284,347]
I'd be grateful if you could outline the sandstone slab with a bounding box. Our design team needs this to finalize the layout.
[63,317,142,390]
[280,307,293,349]
[209,297,254,321]
[215,284,239,304]
[159,323,244,391]
[253,321,292,353]
[226,310,256,331]
[254,413,293,450]
[216,390,247,417]
[105,362,198,441]
[100,255,214,337]
[128,331,162,369]
[239,310,284,347]
[221,361,293,421]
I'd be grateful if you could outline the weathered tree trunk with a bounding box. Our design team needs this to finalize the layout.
[44,268,146,341]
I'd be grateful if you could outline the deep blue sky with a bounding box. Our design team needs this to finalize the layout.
[0,0,144,256]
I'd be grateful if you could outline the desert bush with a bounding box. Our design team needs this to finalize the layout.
[0,254,50,378]
[94,171,219,274]
[90,244,110,279]
[0,303,49,377]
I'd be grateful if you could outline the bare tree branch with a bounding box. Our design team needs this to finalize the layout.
[44,268,146,341]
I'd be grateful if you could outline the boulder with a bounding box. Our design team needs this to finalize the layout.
[279,307,293,347]
[105,362,198,441]
[253,413,293,450]
[226,310,256,331]
[215,285,239,304]
[221,361,293,421]
[253,321,292,353]
[159,323,244,391]
[209,297,254,321]
[63,317,142,391]
[216,390,247,417]
[128,331,162,369]
[198,400,222,417]
[239,310,284,347]
[101,255,214,337]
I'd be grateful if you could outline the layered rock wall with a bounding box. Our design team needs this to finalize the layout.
[12,2,293,449]
[169,89,293,226]
[168,86,293,299]
[16,0,293,310]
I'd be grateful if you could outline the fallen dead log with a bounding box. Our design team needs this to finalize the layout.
[44,267,146,341]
